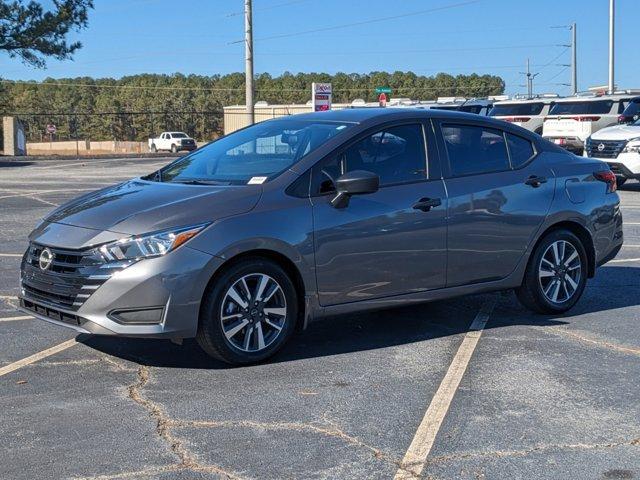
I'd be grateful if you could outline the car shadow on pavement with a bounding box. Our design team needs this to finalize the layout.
[79,265,639,370]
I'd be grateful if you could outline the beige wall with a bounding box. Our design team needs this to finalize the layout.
[26,140,148,156]
[223,104,350,135]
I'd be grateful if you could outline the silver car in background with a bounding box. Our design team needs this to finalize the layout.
[19,109,623,365]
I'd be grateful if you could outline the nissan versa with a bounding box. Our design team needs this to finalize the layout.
[19,109,623,365]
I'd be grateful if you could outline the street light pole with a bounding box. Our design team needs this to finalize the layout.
[245,0,254,125]
[608,0,615,94]
[571,22,577,95]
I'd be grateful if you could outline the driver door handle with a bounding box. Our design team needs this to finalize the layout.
[525,175,548,188]
[413,197,442,212]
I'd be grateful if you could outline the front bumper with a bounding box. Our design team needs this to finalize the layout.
[19,245,223,338]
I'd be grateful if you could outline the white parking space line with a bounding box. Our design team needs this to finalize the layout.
[0,254,22,257]
[0,316,32,322]
[623,245,640,248]
[394,297,497,480]
[0,338,78,377]
[610,258,640,263]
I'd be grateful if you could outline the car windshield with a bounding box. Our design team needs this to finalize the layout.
[623,100,640,116]
[549,100,613,115]
[159,119,352,185]
[489,103,544,116]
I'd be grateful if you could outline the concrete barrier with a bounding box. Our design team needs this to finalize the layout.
[25,140,148,156]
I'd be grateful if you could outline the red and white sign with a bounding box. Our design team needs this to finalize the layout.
[312,82,332,112]
[378,93,388,107]
[46,124,57,134]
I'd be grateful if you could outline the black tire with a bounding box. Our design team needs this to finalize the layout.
[196,258,298,365]
[516,229,588,314]
[150,144,157,153]
[171,144,178,153]
[616,176,627,187]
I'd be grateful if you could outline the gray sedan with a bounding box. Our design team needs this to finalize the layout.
[19,109,623,365]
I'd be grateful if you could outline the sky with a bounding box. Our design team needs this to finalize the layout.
[1,0,639,97]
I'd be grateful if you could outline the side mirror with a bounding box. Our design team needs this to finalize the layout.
[330,170,380,208]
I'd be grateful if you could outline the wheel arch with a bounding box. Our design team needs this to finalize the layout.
[199,249,308,330]
[532,220,596,278]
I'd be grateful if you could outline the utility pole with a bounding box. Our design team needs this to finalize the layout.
[608,0,615,94]
[571,22,577,95]
[245,0,254,125]
[520,59,539,99]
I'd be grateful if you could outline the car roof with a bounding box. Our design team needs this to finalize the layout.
[494,98,555,105]
[281,107,500,124]
[552,94,633,103]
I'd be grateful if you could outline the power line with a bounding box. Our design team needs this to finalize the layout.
[229,0,483,44]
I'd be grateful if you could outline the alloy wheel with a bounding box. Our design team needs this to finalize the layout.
[538,240,582,304]
[220,273,287,353]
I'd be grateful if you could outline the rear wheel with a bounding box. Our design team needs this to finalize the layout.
[516,230,588,314]
[196,258,298,365]
[150,143,157,153]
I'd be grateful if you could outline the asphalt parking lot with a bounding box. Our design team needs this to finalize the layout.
[1,157,639,480]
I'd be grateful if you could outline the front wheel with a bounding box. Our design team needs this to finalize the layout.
[516,230,588,314]
[171,144,178,153]
[196,258,298,365]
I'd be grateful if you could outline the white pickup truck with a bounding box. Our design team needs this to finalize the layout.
[148,132,197,153]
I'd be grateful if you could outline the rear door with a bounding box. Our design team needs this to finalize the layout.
[311,121,448,306]
[434,120,554,287]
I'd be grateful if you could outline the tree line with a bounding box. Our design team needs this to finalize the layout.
[0,71,505,142]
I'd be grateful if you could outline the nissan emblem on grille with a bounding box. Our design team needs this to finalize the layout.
[39,248,54,271]
[597,143,606,152]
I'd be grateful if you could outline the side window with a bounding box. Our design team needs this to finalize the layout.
[506,133,535,168]
[442,124,510,177]
[312,124,427,193]
[342,124,427,186]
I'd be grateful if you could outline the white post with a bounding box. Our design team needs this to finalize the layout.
[571,22,578,95]
[608,0,615,94]
[245,0,254,125]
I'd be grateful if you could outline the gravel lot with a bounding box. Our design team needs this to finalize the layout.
[1,157,639,480]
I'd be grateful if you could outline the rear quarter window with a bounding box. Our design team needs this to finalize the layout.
[506,134,535,168]
[442,124,510,177]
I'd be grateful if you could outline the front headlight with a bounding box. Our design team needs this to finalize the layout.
[623,138,640,153]
[98,223,208,262]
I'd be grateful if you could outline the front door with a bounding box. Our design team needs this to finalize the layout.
[436,121,554,287]
[311,122,447,306]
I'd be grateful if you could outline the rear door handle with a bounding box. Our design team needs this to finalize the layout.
[524,175,548,188]
[413,197,442,212]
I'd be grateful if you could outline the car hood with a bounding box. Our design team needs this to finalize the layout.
[591,125,640,141]
[44,179,262,235]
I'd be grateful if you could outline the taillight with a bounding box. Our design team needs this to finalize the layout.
[618,115,625,123]
[594,170,617,193]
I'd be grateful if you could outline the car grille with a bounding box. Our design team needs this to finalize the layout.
[585,139,627,159]
[21,243,113,311]
[20,297,87,326]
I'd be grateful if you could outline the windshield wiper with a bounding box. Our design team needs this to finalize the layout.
[170,179,230,186]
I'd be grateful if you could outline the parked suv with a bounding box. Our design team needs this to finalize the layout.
[489,95,558,134]
[542,93,637,154]
[585,117,640,186]
[19,109,623,365]
[618,97,640,124]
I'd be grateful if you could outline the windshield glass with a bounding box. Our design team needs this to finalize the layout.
[489,103,544,116]
[159,119,352,184]
[623,100,640,116]
[549,100,613,115]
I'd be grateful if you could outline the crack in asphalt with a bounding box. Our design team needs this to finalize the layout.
[424,437,640,466]
[548,327,640,357]
[124,365,247,480]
